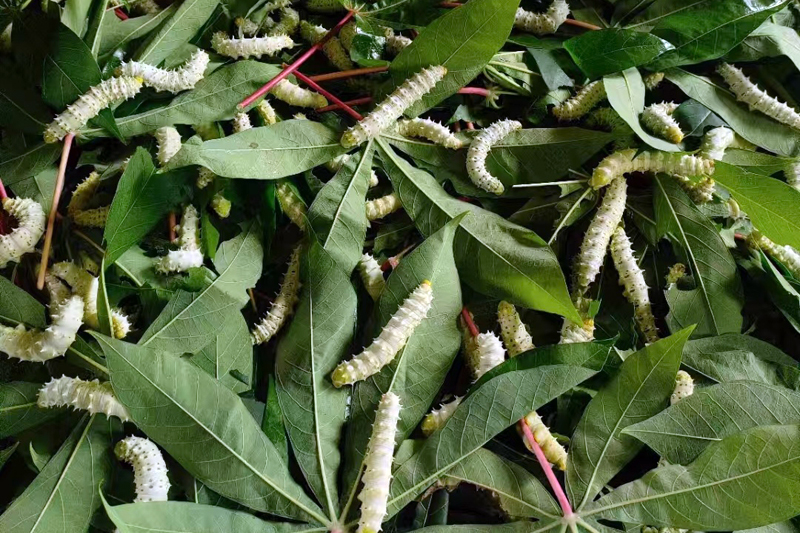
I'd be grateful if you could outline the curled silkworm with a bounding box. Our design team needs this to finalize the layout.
[111,310,132,339]
[698,126,735,161]
[497,301,534,357]
[271,79,327,108]
[641,102,683,143]
[383,27,412,56]
[718,62,800,130]
[421,396,461,436]
[466,119,521,194]
[749,231,800,280]
[210,194,231,218]
[358,253,385,300]
[155,126,182,165]
[257,100,278,124]
[44,76,143,143]
[51,262,100,329]
[300,21,354,71]
[38,376,129,421]
[115,436,170,502]
[211,32,294,59]
[276,182,306,229]
[366,192,402,221]
[341,65,447,148]
[610,226,658,344]
[156,205,203,273]
[358,392,401,533]
[552,80,606,121]
[559,297,595,344]
[117,50,208,93]
[331,281,433,387]
[0,296,84,362]
[232,112,252,133]
[590,149,714,189]
[67,172,109,228]
[518,411,567,470]
[251,246,302,345]
[670,370,694,405]
[0,197,45,268]
[395,118,462,149]
[513,1,569,35]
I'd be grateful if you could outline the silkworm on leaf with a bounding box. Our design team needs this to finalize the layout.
[115,436,170,502]
[339,21,358,50]
[749,231,800,280]
[211,32,294,59]
[251,246,302,345]
[235,17,261,37]
[786,162,800,191]
[421,396,461,436]
[156,205,203,273]
[111,309,132,339]
[257,100,278,125]
[267,7,299,36]
[358,392,401,533]
[518,411,567,470]
[572,177,627,297]
[610,226,659,344]
[211,194,231,218]
[276,182,306,229]
[395,118,462,149]
[470,331,506,380]
[497,301,534,357]
[383,27,412,56]
[559,297,595,344]
[670,370,694,405]
[665,263,687,286]
[271,79,327,108]
[0,296,84,362]
[300,21,354,71]
[513,0,569,35]
[51,261,100,329]
[117,50,208,93]
[332,281,433,387]
[67,172,109,228]
[643,72,665,91]
[44,76,143,143]
[358,253,385,301]
[38,376,130,421]
[155,126,182,166]
[306,0,344,12]
[590,148,714,189]
[366,192,402,221]
[196,167,216,189]
[0,197,45,268]
[641,102,683,143]
[326,155,379,186]
[587,108,636,149]
[552,80,606,121]
[232,111,252,133]
[341,65,447,149]
[717,62,800,130]
[466,119,522,194]
[698,126,734,161]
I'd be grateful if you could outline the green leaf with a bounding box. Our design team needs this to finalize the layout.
[190,311,253,393]
[443,448,561,520]
[747,250,800,336]
[0,442,18,471]
[584,424,800,530]
[167,121,347,180]
[308,143,374,274]
[0,140,61,185]
[654,176,743,337]
[623,381,800,464]
[385,362,599,517]
[104,147,189,264]
[62,0,93,36]
[211,221,263,305]
[96,257,114,337]
[134,0,220,65]
[666,68,800,156]
[42,23,101,110]
[567,327,693,510]
[84,0,109,57]
[96,6,178,60]
[727,22,800,71]
[275,243,356,519]
[714,161,800,250]
[263,375,288,464]
[0,70,52,134]
[10,166,58,213]
[201,210,220,260]
[378,139,580,322]
[564,29,674,79]
[604,68,681,152]
[641,0,788,69]
[387,0,520,116]
[722,148,794,175]
[94,334,328,523]
[0,275,46,328]
[0,415,113,533]
[0,382,63,439]
[341,214,463,511]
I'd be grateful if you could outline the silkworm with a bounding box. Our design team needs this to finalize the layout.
[513,1,569,35]
[587,108,635,150]
[559,297,595,344]
[665,263,687,285]
[38,376,129,421]
[51,261,100,329]
[326,155,379,186]
[339,21,358,50]
[156,205,203,273]
[518,411,567,470]
[115,436,170,502]
[267,7,299,36]
[0,296,84,362]
[210,194,231,218]
[750,231,800,280]
[331,281,433,387]
[590,149,714,189]
[643,72,665,91]
[110,0,159,14]
[300,21,354,71]
[341,65,447,149]
[111,309,132,339]
[698,126,734,161]
[366,192,402,221]
[306,0,344,12]
[211,32,294,59]
[466,119,522,194]
[471,331,506,380]
[497,301,534,357]
[610,226,659,344]
[641,102,683,143]
[358,253,385,301]
[257,100,278,125]
[0,197,45,268]
[67,172,109,228]
[383,27,412,56]
[552,80,606,121]
[232,111,252,133]
[395,118,462,149]
[787,162,800,191]
[155,126,182,165]
[670,370,694,405]
[276,182,306,229]
[421,396,461,436]
[44,76,143,143]
[196,167,216,189]
[271,79,327,108]
[251,245,302,345]
[718,62,800,130]
[117,50,208,93]
[235,17,261,37]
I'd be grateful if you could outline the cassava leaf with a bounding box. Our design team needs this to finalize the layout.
[0,275,47,328]
[190,311,253,393]
[210,221,263,305]
[727,22,800,71]
[0,382,63,439]
[133,0,220,65]
[564,29,674,79]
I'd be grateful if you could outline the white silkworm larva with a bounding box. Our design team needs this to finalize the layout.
[51,261,99,329]
[466,119,521,195]
[111,309,132,339]
[115,436,170,502]
[341,65,447,149]
[552,80,606,121]
[421,396,462,436]
[698,126,735,161]
[787,162,800,191]
[257,100,278,125]
[670,370,694,405]
[0,197,45,268]
[590,149,714,189]
[156,205,203,273]
[276,182,306,229]
[366,192,402,221]
[0,296,84,362]
[67,172,109,228]
[718,62,800,130]
[518,411,567,470]
[267,7,300,36]
[750,231,800,280]
[513,1,570,35]
[339,21,358,50]
[155,126,182,166]
[641,102,683,143]
[232,111,253,133]
[235,17,262,37]
[395,118,462,149]
[357,392,401,533]
[358,253,385,301]
[271,79,327,108]
[383,27,412,56]
[666,263,687,285]
[44,76,143,143]
[559,297,595,344]
[331,281,433,387]
[196,167,216,189]
[643,72,665,91]
[300,21,354,71]
[38,376,130,421]
[471,331,506,380]
[211,32,294,59]
[210,194,231,218]
[572,177,627,297]
[497,301,534,357]
[251,246,302,345]
[117,50,209,93]
[610,226,659,344]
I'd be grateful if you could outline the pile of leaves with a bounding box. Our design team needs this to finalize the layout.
[3,0,800,532]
